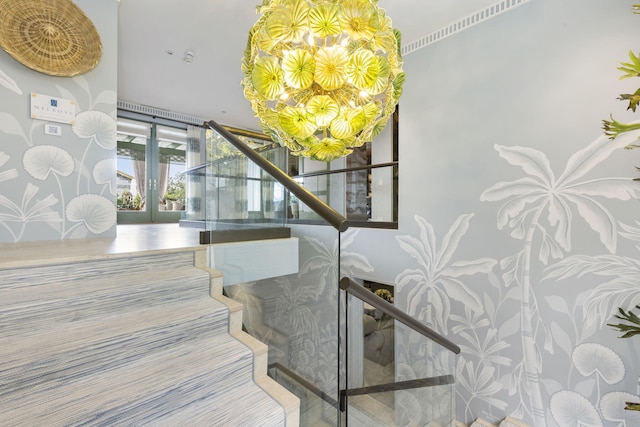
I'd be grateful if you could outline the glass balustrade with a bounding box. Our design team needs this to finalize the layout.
[346,305,456,425]
[184,125,397,230]
[194,123,344,425]
[226,224,342,426]
[183,127,291,242]
[289,164,397,226]
[196,120,458,426]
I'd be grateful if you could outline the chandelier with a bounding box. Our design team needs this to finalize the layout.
[242,0,405,161]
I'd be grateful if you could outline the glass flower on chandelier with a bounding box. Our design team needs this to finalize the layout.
[242,0,405,161]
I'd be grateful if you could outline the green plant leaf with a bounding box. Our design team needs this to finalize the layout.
[608,305,640,338]
[602,115,640,140]
[617,50,640,79]
[618,88,640,112]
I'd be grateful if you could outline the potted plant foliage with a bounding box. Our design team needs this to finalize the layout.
[602,3,640,412]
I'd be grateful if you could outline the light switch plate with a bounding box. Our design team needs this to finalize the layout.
[44,124,62,136]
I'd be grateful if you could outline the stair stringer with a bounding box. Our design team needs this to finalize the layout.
[196,261,301,427]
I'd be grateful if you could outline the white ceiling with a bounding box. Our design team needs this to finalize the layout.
[117,0,501,130]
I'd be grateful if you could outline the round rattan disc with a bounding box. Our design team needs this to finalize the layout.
[0,0,102,77]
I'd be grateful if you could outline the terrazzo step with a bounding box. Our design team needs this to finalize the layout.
[0,251,293,426]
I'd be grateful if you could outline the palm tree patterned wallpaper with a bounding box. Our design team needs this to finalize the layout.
[0,0,117,243]
[230,0,640,425]
[370,0,640,424]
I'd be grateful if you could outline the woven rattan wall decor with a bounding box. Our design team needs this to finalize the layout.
[0,0,102,77]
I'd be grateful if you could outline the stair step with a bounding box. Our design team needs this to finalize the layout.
[147,380,288,426]
[0,251,291,426]
[0,266,212,338]
[2,333,273,425]
[0,252,197,287]
[1,297,231,388]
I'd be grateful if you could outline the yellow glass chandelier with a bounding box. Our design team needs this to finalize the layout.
[242,0,405,161]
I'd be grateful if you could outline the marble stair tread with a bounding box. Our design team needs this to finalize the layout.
[0,296,230,372]
[1,333,282,425]
[0,252,198,284]
[146,380,287,427]
[0,230,205,270]
[0,249,290,426]
[1,264,209,310]
[1,292,286,426]
[0,268,214,339]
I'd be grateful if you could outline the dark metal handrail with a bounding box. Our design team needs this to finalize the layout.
[205,119,350,232]
[339,375,454,411]
[340,277,461,354]
[269,362,339,409]
[344,375,454,397]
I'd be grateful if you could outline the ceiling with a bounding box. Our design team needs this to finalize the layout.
[117,0,501,131]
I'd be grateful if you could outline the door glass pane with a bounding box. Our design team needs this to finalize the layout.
[157,125,187,213]
[117,119,150,213]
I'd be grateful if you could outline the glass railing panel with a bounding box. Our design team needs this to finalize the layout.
[184,165,206,222]
[201,117,346,427]
[342,286,456,427]
[292,164,397,224]
[204,156,288,227]
[200,120,438,426]
[268,363,340,427]
[224,222,342,426]
[369,164,397,223]
[191,123,397,228]
[185,127,291,235]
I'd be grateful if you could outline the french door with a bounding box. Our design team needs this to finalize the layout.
[116,118,187,223]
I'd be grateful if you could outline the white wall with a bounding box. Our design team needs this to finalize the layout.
[0,0,118,242]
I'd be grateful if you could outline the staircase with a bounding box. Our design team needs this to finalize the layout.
[0,244,299,425]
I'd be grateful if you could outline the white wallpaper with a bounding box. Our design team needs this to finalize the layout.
[0,0,117,243]
[374,0,640,425]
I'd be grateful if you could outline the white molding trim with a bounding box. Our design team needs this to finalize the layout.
[117,100,205,125]
[401,0,532,56]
